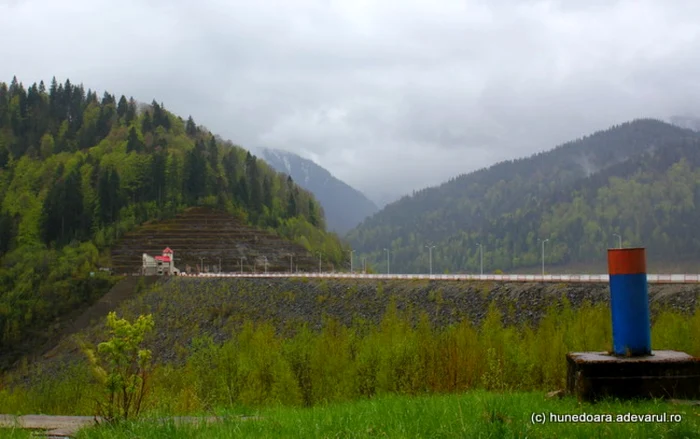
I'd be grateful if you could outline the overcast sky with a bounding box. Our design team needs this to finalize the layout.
[2,0,700,206]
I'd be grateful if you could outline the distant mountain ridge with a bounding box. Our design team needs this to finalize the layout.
[347,119,700,273]
[669,115,700,132]
[259,148,378,234]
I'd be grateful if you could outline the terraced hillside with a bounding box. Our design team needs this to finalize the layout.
[110,207,320,274]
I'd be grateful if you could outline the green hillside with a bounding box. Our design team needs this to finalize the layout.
[347,119,700,273]
[0,76,347,360]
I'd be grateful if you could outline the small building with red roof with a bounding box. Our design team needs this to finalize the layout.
[142,247,180,276]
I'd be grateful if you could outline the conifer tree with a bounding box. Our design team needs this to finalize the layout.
[117,95,128,119]
[185,146,207,202]
[126,126,143,153]
[245,152,262,213]
[150,150,167,204]
[125,98,136,124]
[263,176,273,209]
[207,136,218,170]
[287,189,298,217]
[237,176,249,207]
[141,111,152,133]
[223,150,238,195]
[308,199,319,226]
[185,116,197,136]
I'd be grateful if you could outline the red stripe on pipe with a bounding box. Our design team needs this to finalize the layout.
[608,248,647,275]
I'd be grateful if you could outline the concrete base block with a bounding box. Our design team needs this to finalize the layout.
[566,350,700,401]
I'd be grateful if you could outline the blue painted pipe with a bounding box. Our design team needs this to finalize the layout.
[608,248,651,356]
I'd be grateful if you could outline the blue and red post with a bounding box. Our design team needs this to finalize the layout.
[607,248,651,356]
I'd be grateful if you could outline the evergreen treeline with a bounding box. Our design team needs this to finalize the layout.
[0,76,346,357]
[347,120,700,273]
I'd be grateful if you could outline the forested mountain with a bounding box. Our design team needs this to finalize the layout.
[670,115,700,132]
[0,76,346,356]
[347,119,700,273]
[259,148,378,234]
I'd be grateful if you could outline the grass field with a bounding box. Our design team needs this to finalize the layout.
[73,391,700,439]
[0,429,31,438]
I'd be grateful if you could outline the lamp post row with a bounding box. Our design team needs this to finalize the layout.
[426,245,436,275]
[198,253,297,274]
[421,233,623,275]
[197,234,624,275]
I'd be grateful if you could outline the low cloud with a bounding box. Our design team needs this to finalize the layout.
[3,0,700,205]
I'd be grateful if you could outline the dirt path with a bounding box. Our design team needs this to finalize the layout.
[0,414,229,437]
[0,414,97,437]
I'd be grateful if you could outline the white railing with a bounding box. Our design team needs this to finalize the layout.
[178,273,700,283]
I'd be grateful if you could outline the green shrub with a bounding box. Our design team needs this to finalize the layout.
[82,312,155,422]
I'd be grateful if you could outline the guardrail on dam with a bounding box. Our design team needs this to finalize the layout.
[182,273,700,284]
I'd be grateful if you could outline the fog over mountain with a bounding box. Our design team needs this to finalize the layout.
[347,119,700,274]
[258,148,378,234]
[669,115,700,132]
[4,1,700,202]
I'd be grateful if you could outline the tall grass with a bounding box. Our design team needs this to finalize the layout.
[0,429,32,439]
[75,392,700,439]
[1,300,700,416]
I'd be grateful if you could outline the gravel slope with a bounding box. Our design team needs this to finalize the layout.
[8,278,700,382]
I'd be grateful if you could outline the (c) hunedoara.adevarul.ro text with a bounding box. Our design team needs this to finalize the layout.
[531,412,683,424]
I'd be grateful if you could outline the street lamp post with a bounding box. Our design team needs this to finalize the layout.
[218,257,222,273]
[362,257,366,274]
[541,238,549,276]
[426,245,436,275]
[476,243,483,276]
[199,257,204,273]
[613,233,622,249]
[349,249,355,273]
[383,248,390,274]
[289,254,294,273]
[318,252,322,273]
[263,256,268,273]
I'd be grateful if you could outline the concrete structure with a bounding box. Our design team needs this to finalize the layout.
[566,248,700,401]
[142,247,180,276]
[567,351,700,400]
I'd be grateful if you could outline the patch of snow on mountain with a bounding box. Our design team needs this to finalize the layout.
[267,148,279,161]
[282,154,292,175]
[301,162,310,184]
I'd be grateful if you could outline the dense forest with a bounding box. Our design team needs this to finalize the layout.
[347,120,700,273]
[0,76,347,356]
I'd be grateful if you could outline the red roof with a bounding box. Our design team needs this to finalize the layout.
[163,247,173,254]
[155,256,171,262]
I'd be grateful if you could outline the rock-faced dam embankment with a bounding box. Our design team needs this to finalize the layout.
[16,277,700,376]
[105,278,700,360]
